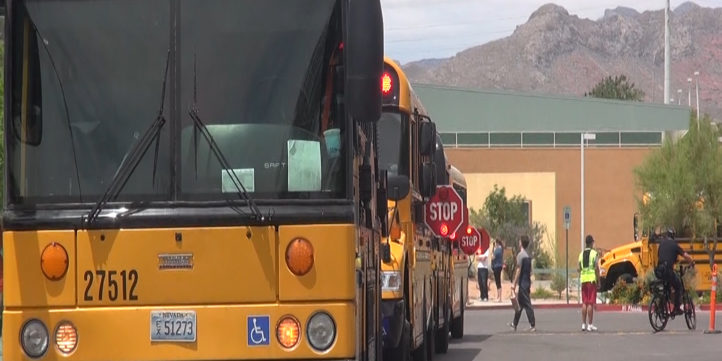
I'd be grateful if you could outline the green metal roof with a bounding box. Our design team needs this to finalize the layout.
[413,84,690,133]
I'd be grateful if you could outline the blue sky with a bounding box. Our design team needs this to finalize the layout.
[382,0,722,64]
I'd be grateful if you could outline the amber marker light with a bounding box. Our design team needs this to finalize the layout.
[277,316,300,349]
[286,238,314,276]
[55,321,78,354]
[41,242,69,280]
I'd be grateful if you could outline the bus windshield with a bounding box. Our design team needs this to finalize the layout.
[7,0,345,206]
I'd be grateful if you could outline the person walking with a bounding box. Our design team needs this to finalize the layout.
[578,235,600,332]
[477,246,490,301]
[508,235,535,332]
[491,240,504,303]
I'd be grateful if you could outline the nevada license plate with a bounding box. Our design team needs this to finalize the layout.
[150,311,196,342]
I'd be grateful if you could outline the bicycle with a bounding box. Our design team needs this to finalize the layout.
[648,263,696,332]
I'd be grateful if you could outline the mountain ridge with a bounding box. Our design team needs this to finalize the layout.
[402,2,722,120]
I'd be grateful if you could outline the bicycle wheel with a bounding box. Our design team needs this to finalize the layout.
[648,294,668,332]
[683,293,696,330]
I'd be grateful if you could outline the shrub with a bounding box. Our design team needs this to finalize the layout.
[609,279,644,305]
[550,272,566,299]
[531,286,555,300]
[533,249,553,270]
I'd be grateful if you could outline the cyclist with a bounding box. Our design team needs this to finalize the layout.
[655,228,694,315]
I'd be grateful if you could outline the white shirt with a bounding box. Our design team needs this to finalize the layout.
[477,248,490,269]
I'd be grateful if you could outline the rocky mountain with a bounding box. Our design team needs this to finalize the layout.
[403,2,722,120]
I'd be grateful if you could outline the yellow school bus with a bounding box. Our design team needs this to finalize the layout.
[444,165,469,340]
[2,1,386,360]
[378,57,455,361]
[427,143,469,351]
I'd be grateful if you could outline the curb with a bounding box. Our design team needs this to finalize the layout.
[467,303,722,312]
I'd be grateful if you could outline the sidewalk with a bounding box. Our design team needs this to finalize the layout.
[466,278,722,312]
[466,278,608,311]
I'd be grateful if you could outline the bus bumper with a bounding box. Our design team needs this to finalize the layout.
[3,302,355,361]
[381,299,404,349]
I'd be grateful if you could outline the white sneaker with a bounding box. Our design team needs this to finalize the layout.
[582,324,587,331]
[587,324,598,332]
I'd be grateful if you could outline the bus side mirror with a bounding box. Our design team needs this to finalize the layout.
[382,242,391,263]
[378,170,389,238]
[419,122,436,156]
[420,162,436,199]
[346,0,383,123]
[388,175,410,201]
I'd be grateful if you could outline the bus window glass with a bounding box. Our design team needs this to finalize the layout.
[178,0,343,199]
[8,0,172,205]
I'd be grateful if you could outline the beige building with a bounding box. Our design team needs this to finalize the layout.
[415,84,689,267]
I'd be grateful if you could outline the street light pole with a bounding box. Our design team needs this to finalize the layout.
[695,71,700,123]
[688,78,692,107]
[677,89,682,105]
[580,132,596,262]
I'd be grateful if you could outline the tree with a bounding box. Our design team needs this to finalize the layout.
[635,112,722,268]
[585,74,645,101]
[470,185,547,280]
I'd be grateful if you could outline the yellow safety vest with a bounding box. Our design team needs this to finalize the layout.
[578,248,598,283]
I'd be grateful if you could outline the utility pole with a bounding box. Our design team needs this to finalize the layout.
[695,71,700,123]
[688,78,692,107]
[663,0,671,104]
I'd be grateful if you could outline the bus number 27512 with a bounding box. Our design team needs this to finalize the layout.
[83,269,139,301]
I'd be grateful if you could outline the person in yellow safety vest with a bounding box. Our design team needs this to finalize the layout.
[578,235,600,332]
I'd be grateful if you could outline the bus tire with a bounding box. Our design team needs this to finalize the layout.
[413,295,429,361]
[412,323,428,361]
[384,319,411,361]
[450,286,464,339]
[435,302,450,353]
[426,317,435,361]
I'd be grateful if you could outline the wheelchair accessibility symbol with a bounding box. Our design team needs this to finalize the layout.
[247,315,270,346]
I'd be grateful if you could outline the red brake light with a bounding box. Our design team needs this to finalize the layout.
[381,73,392,94]
[440,223,449,236]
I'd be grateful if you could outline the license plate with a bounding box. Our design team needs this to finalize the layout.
[150,311,196,342]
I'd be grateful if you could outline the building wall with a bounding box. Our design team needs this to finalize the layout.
[446,147,653,267]
[465,172,556,253]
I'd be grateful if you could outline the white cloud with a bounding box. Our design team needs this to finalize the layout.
[382,0,722,63]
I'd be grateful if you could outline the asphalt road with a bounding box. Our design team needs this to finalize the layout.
[435,308,722,361]
[0,309,718,361]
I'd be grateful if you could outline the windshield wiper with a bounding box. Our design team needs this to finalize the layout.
[187,54,264,222]
[84,50,171,225]
[188,107,264,221]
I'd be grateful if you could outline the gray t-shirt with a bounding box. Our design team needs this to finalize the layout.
[516,249,532,289]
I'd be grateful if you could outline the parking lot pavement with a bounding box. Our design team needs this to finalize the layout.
[435,308,721,361]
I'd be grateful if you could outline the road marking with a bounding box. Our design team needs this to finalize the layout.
[496,330,696,336]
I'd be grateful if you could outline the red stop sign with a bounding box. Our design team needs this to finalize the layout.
[424,185,464,237]
[451,206,469,241]
[478,228,491,254]
[459,226,481,255]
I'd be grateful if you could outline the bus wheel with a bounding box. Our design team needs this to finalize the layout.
[426,318,435,361]
[451,287,465,338]
[435,303,450,353]
[412,323,428,361]
[384,319,411,361]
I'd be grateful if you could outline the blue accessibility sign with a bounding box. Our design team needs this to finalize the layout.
[247,315,270,346]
